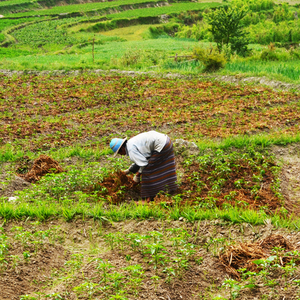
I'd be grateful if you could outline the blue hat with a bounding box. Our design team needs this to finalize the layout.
[110,138,127,156]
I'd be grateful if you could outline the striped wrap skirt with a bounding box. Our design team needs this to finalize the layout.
[141,137,177,198]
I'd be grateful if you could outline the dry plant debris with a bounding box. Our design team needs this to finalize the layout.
[89,170,140,204]
[220,234,297,279]
[18,155,65,183]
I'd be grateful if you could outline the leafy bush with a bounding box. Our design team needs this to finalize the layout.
[193,46,226,71]
[111,49,166,68]
[232,0,275,12]
[289,47,300,60]
[175,21,211,41]
[272,3,294,23]
[259,44,291,61]
[247,20,300,45]
[204,4,249,55]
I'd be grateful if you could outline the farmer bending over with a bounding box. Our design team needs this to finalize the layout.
[110,131,177,201]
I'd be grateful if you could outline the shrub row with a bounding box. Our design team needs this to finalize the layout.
[86,16,160,32]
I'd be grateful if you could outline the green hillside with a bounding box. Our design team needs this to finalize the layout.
[1,0,300,82]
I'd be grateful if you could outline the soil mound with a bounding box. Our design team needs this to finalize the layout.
[219,234,296,279]
[90,170,141,203]
[18,155,65,183]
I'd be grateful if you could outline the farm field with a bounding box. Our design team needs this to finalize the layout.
[2,0,300,299]
[1,72,300,299]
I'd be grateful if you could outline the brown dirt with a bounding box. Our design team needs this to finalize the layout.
[0,219,300,300]
[0,219,300,299]
[17,155,65,183]
[271,143,300,214]
[0,234,69,300]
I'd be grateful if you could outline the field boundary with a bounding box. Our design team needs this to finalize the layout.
[1,68,299,91]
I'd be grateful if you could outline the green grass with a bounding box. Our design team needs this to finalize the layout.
[0,17,40,32]
[1,199,300,230]
[2,130,300,164]
[196,132,300,152]
[7,0,170,17]
[0,38,200,70]
[107,2,220,19]
[225,60,300,82]
[0,0,37,7]
[93,24,152,40]
[4,35,300,84]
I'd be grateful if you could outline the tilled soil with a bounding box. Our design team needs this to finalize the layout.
[0,244,69,300]
[1,219,300,299]
[1,146,300,299]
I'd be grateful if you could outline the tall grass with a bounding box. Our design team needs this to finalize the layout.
[196,132,300,152]
[225,60,300,82]
[1,200,300,230]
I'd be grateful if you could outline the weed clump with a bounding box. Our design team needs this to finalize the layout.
[193,46,226,71]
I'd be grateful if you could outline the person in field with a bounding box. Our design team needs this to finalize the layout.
[110,131,177,201]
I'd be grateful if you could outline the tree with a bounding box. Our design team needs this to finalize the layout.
[204,4,249,56]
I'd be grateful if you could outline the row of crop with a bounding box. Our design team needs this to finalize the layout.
[88,16,159,32]
[0,17,40,32]
[0,16,52,47]
[11,18,85,47]
[0,2,40,15]
[2,74,296,121]
[107,2,218,20]
[0,0,130,14]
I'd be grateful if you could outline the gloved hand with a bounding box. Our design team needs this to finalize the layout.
[123,169,130,175]
[133,173,140,183]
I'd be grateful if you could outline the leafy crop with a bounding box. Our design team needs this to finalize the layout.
[12,19,84,48]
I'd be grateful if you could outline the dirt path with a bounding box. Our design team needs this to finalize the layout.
[271,143,300,209]
[1,69,299,92]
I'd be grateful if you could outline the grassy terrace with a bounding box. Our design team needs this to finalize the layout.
[106,2,220,19]
[0,0,37,7]
[4,0,216,17]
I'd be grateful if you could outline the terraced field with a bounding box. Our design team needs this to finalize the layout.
[1,0,300,83]
[2,0,300,299]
